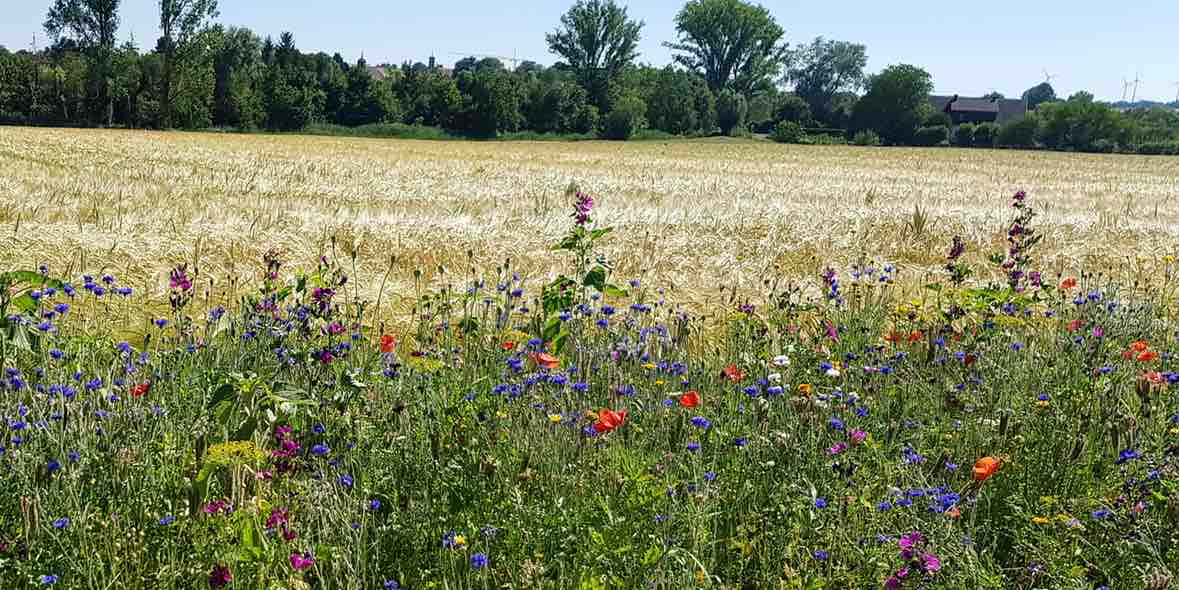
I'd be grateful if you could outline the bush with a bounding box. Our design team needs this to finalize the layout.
[1136,141,1179,155]
[973,122,999,147]
[716,90,748,136]
[852,129,881,146]
[924,112,952,128]
[770,121,805,144]
[998,116,1038,148]
[952,123,975,147]
[913,125,949,147]
[774,94,812,126]
[600,95,646,140]
[804,133,846,145]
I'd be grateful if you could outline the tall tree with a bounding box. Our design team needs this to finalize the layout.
[158,0,218,127]
[785,37,866,126]
[851,64,933,145]
[43,0,122,124]
[664,0,787,96]
[1021,82,1056,110]
[546,0,642,110]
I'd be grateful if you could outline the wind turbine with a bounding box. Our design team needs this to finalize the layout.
[1172,81,1179,103]
[1122,78,1134,101]
[1131,72,1142,103]
[1042,68,1058,85]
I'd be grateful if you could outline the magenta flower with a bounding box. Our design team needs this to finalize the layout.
[289,552,315,571]
[827,442,848,455]
[921,552,941,572]
[850,429,867,444]
[208,564,232,588]
[572,191,594,225]
[168,265,193,292]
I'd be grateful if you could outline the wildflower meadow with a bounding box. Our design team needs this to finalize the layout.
[3,188,1179,590]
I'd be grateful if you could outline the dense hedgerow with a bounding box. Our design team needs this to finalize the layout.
[2,190,1179,589]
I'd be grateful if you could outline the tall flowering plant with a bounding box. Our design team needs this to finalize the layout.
[540,186,628,351]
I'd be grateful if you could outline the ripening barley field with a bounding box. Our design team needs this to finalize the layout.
[3,126,1179,315]
[7,126,1179,590]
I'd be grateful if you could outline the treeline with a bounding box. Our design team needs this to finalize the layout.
[2,0,1178,153]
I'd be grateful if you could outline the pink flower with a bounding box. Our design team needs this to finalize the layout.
[289,552,315,571]
[827,442,848,455]
[922,552,941,573]
[850,430,867,444]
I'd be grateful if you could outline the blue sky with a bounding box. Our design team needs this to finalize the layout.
[3,0,1177,102]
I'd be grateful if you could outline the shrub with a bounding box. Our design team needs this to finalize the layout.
[774,94,812,126]
[953,123,975,147]
[924,112,952,128]
[804,133,846,145]
[998,116,1039,148]
[914,125,949,147]
[973,122,999,147]
[852,129,881,146]
[770,121,805,144]
[716,90,748,136]
[1136,141,1179,155]
[600,95,646,140]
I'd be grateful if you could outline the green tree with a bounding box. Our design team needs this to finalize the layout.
[157,0,219,127]
[851,64,933,145]
[644,66,715,135]
[457,69,522,136]
[716,88,747,135]
[600,92,645,139]
[1021,82,1056,110]
[211,26,263,128]
[665,0,787,96]
[774,94,811,125]
[338,58,401,126]
[546,0,643,110]
[43,0,122,125]
[785,37,866,126]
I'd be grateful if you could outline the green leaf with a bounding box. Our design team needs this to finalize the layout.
[589,227,614,240]
[641,544,662,566]
[583,266,608,292]
[602,284,629,298]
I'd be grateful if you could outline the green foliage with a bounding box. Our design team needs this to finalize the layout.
[715,88,747,135]
[1036,93,1131,152]
[642,66,715,135]
[973,121,999,147]
[998,115,1038,148]
[913,125,949,146]
[774,94,812,126]
[1022,81,1057,110]
[546,0,643,109]
[457,68,523,136]
[666,0,787,95]
[852,63,933,145]
[785,37,867,126]
[770,120,804,143]
[953,122,975,147]
[852,128,880,146]
[600,93,645,139]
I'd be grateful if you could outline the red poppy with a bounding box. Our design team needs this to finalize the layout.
[1130,340,1150,353]
[379,335,396,354]
[1059,277,1077,290]
[530,352,560,370]
[1137,350,1159,362]
[593,409,627,433]
[680,391,701,408]
[501,341,516,351]
[972,456,1001,482]
[1144,371,1165,384]
[1066,319,1083,333]
[963,353,977,367]
[722,364,745,382]
[130,382,150,398]
[907,330,923,344]
[883,331,901,343]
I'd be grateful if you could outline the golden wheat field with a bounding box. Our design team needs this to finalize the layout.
[3,125,1179,317]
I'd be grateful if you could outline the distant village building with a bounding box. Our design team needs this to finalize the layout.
[929,95,1026,125]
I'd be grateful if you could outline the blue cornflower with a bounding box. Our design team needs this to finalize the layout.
[1092,508,1112,520]
[40,575,58,585]
[310,444,330,456]
[733,437,748,448]
[470,552,489,569]
[313,423,326,434]
[703,471,717,482]
[369,499,381,511]
[690,416,711,429]
[383,581,402,589]
[1115,449,1140,465]
[158,515,175,526]
[338,474,354,488]
[687,442,700,452]
[52,517,69,529]
[47,459,61,473]
[154,318,168,328]
[814,498,827,509]
[813,550,829,561]
[828,417,845,431]
[49,348,63,360]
